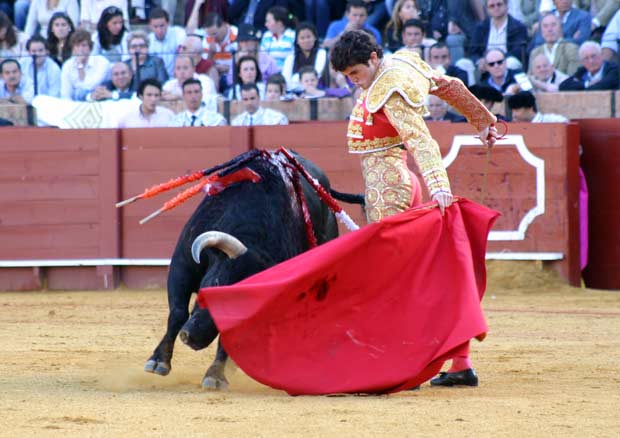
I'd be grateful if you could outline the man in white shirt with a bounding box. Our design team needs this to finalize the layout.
[147,7,186,77]
[20,35,61,98]
[0,59,35,104]
[119,78,174,127]
[231,82,288,126]
[162,54,217,110]
[169,78,227,127]
[507,90,569,122]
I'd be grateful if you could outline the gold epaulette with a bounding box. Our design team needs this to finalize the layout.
[366,66,427,114]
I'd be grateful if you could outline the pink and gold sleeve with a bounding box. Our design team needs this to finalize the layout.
[383,94,451,197]
[430,75,497,131]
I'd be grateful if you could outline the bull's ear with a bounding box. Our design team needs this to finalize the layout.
[191,231,248,263]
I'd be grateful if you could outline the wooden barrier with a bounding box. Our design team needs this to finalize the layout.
[0,122,583,290]
[579,119,620,290]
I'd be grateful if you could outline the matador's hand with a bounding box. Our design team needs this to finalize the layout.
[432,191,453,216]
[478,125,499,148]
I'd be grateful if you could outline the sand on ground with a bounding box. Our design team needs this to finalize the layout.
[1,261,619,437]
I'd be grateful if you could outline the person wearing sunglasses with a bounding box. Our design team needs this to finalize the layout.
[80,1,129,32]
[469,0,527,69]
[478,48,521,95]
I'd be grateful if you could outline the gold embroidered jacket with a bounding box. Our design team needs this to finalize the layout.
[347,50,496,196]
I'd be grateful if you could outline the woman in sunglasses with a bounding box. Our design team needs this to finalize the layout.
[92,6,129,62]
[80,1,129,32]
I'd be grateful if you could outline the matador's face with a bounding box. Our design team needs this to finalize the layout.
[341,51,381,90]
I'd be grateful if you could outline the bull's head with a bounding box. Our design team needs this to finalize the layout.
[180,231,259,350]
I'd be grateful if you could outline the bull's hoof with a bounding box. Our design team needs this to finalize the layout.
[202,375,229,391]
[144,359,171,376]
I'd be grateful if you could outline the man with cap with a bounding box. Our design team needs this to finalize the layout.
[235,23,279,82]
[507,90,568,123]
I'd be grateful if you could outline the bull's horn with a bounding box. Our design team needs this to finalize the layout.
[191,231,248,263]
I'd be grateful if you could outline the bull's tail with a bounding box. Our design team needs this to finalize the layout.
[329,189,365,206]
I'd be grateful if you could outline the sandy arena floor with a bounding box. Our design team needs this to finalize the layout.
[1,261,619,437]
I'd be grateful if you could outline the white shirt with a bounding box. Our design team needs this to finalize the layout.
[80,0,129,26]
[61,55,110,101]
[231,107,288,126]
[487,18,509,53]
[532,112,569,123]
[168,107,227,127]
[281,48,328,90]
[119,104,175,128]
[602,9,620,53]
[24,0,80,37]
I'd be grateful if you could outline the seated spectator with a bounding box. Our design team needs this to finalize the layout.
[400,18,436,60]
[478,48,521,95]
[125,31,168,91]
[60,29,111,101]
[298,66,325,98]
[0,58,34,103]
[148,7,187,78]
[529,53,569,92]
[46,11,74,66]
[20,35,61,97]
[24,0,78,38]
[169,77,227,126]
[236,23,278,82]
[559,40,620,90]
[80,0,129,32]
[87,61,133,101]
[323,0,382,50]
[265,73,287,100]
[428,42,469,85]
[281,22,327,92]
[585,0,620,34]
[530,0,591,49]
[529,13,581,76]
[507,90,568,122]
[259,6,296,72]
[191,12,237,91]
[92,6,129,62]
[162,54,217,108]
[119,78,174,128]
[470,0,528,68]
[231,82,288,126]
[469,84,511,122]
[0,11,27,58]
[601,8,620,60]
[384,0,420,53]
[179,35,219,89]
[226,54,265,100]
[424,94,466,122]
[185,0,229,30]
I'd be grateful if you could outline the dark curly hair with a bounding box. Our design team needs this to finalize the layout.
[330,30,383,72]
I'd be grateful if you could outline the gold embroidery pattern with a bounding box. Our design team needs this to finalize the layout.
[430,75,496,131]
[347,122,363,139]
[348,136,402,153]
[366,67,426,113]
[383,94,451,196]
[361,148,418,223]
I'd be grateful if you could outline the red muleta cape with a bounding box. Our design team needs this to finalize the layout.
[197,198,499,395]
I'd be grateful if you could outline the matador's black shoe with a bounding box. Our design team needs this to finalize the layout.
[430,368,478,387]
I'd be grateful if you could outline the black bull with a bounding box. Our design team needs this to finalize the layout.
[144,152,363,389]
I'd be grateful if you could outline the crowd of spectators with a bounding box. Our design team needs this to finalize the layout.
[1,0,620,127]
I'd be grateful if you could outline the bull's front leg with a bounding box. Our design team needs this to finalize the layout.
[145,265,196,376]
[202,339,230,390]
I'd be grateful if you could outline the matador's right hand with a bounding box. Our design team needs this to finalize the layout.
[478,125,499,148]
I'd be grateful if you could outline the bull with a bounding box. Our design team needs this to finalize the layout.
[144,150,362,389]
